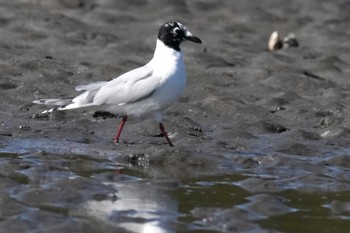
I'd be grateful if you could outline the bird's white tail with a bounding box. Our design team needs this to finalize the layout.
[32,98,73,113]
[32,81,107,113]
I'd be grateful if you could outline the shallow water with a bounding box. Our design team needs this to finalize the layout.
[1,138,350,233]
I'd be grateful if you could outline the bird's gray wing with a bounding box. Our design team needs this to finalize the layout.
[91,64,160,106]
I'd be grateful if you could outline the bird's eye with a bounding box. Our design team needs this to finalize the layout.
[173,27,181,34]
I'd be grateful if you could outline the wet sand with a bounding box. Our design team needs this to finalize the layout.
[1,0,350,232]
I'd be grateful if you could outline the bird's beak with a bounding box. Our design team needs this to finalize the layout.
[184,31,202,44]
[185,35,202,44]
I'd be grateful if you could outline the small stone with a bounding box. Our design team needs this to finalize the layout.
[283,33,299,47]
[19,125,31,131]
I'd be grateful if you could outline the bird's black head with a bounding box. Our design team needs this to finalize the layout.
[158,21,202,51]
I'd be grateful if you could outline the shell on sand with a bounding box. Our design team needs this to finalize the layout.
[268,31,283,51]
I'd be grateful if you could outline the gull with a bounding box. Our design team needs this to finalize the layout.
[33,21,202,147]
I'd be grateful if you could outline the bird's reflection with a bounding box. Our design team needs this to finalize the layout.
[80,177,178,233]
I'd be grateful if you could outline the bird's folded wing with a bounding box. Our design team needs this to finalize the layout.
[92,65,160,106]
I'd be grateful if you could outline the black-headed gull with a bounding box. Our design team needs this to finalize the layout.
[33,21,202,147]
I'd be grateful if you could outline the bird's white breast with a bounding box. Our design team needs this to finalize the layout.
[150,40,187,110]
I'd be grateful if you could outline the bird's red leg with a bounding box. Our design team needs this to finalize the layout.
[159,122,174,147]
[114,116,128,144]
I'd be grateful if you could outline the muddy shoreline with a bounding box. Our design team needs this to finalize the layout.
[1,0,350,232]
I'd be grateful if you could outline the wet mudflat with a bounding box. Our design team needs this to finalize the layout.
[1,0,350,232]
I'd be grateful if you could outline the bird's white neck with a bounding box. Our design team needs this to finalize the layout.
[151,39,183,65]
